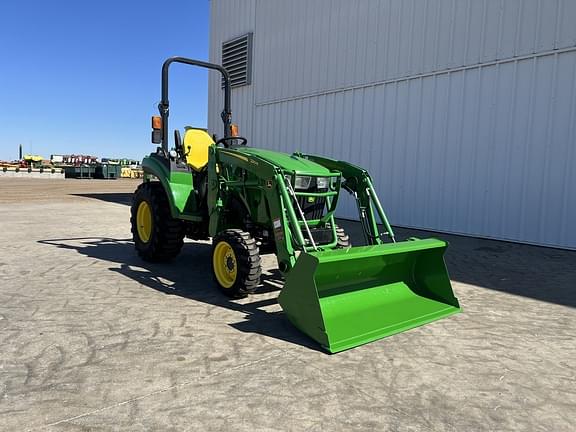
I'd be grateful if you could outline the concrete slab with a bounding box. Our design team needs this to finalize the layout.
[47,352,422,431]
[0,178,574,431]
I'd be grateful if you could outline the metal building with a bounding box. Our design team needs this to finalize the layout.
[208,0,576,249]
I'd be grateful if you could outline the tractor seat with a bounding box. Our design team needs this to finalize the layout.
[182,127,215,171]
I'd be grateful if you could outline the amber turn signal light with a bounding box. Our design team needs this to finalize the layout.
[152,116,162,130]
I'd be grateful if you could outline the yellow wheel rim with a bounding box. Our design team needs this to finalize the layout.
[136,201,153,243]
[213,241,237,288]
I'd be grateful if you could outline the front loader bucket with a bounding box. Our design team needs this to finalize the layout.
[278,238,460,353]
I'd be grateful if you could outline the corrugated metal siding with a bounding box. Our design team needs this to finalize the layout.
[209,0,576,249]
[208,0,256,138]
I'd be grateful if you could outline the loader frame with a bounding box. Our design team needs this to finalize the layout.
[206,147,401,274]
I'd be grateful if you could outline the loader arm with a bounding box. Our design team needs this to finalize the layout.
[303,154,395,245]
[208,146,310,272]
[277,153,461,353]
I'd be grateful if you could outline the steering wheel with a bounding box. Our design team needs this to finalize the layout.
[215,136,247,148]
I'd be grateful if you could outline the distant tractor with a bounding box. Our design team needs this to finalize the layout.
[131,57,460,353]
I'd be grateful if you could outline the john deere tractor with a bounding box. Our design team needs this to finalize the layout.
[131,57,460,353]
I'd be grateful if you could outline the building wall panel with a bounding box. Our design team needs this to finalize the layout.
[209,0,576,249]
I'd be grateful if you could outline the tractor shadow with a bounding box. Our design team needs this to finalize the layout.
[37,237,322,352]
[70,193,133,206]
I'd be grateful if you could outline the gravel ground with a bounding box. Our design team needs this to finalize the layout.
[0,178,574,431]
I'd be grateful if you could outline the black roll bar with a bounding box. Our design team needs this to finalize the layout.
[159,57,232,153]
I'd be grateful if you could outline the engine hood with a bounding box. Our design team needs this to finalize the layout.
[234,147,333,175]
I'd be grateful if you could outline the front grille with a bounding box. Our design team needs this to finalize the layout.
[297,196,325,220]
[309,228,333,245]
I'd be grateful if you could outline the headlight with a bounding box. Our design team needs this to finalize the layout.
[294,175,312,189]
[316,177,329,189]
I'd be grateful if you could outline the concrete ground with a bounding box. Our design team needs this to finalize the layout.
[0,178,574,431]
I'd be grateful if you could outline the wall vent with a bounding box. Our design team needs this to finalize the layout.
[222,33,253,88]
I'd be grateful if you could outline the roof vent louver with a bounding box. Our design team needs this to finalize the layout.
[222,33,253,88]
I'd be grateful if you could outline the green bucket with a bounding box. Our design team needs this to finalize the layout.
[278,238,461,353]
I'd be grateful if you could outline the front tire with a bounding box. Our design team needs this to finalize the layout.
[212,229,261,298]
[335,225,351,248]
[131,182,184,262]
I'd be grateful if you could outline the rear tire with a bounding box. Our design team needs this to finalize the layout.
[335,225,351,248]
[212,229,261,298]
[131,182,184,262]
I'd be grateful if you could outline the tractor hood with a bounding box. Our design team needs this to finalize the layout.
[234,147,333,175]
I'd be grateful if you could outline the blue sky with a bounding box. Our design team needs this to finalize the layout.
[0,0,210,161]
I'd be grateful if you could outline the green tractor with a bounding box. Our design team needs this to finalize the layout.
[131,57,460,353]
